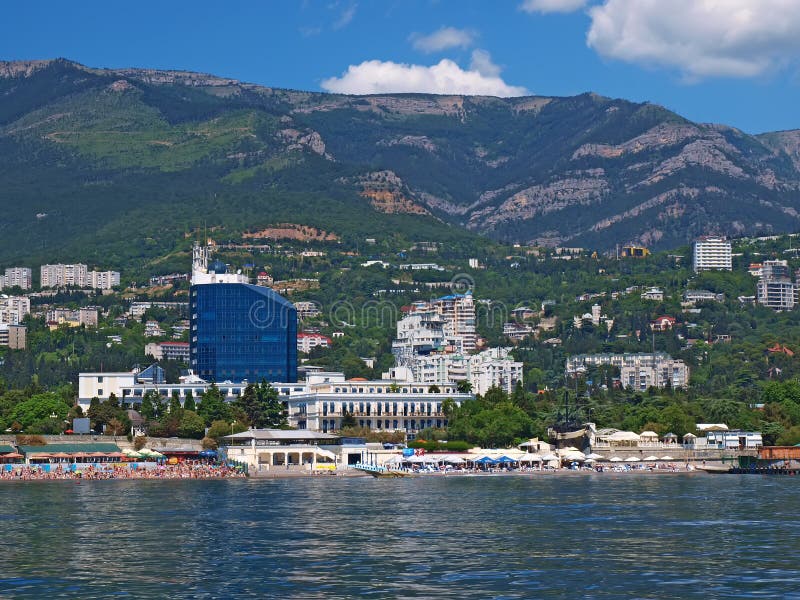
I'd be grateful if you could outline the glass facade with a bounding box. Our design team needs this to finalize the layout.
[190,283,297,383]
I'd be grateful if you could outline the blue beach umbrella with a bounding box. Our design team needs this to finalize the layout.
[476,456,498,465]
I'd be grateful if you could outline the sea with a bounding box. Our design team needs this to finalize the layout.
[0,474,798,599]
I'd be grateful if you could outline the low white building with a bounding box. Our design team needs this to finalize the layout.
[221,429,366,472]
[287,373,470,436]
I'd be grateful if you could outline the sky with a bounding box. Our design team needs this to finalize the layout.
[2,0,799,133]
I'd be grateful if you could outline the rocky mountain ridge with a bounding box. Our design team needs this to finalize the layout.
[1,58,799,257]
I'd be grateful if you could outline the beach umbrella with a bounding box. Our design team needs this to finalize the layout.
[609,456,623,462]
[496,455,518,464]
[660,455,675,461]
[625,456,640,462]
[585,453,604,460]
[642,455,659,461]
[476,456,498,465]
[540,453,559,462]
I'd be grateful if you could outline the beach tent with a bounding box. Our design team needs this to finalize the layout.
[561,450,586,462]
[441,455,466,464]
[518,453,543,463]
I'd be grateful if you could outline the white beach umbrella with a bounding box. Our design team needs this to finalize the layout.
[660,455,675,461]
[642,455,659,461]
[625,456,640,462]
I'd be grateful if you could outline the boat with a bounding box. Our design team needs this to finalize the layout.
[352,462,413,478]
[695,464,732,474]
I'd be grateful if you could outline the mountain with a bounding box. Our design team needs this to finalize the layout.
[1,58,799,267]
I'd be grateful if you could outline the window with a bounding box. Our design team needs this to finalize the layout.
[97,389,103,396]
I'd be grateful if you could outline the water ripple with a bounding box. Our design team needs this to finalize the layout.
[0,476,799,598]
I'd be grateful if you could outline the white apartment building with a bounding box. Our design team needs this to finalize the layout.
[88,270,121,290]
[297,332,332,354]
[0,267,32,290]
[390,347,523,395]
[40,263,88,288]
[566,352,690,389]
[0,296,30,325]
[392,311,448,365]
[693,236,732,272]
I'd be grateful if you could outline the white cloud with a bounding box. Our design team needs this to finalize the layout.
[520,0,587,13]
[410,27,477,53]
[469,49,501,77]
[321,53,528,97]
[587,0,800,79]
[332,3,357,30]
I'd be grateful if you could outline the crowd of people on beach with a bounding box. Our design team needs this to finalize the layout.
[0,461,246,481]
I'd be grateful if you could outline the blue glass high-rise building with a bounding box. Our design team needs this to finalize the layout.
[189,248,297,383]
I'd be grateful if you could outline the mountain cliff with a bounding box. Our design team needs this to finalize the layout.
[1,58,799,264]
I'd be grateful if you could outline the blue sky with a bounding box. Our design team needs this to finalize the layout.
[2,0,799,133]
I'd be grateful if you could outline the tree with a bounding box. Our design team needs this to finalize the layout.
[207,419,247,440]
[177,410,206,439]
[140,390,160,421]
[169,390,182,415]
[456,380,473,394]
[11,393,71,431]
[183,390,196,412]
[197,384,231,425]
[341,410,357,428]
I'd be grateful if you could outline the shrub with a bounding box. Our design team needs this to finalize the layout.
[16,434,46,446]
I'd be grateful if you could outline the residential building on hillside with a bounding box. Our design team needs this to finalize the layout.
[88,270,120,290]
[190,243,297,383]
[40,264,88,287]
[46,307,99,329]
[145,341,190,362]
[641,287,664,301]
[0,267,32,290]
[388,347,523,395]
[294,301,321,319]
[566,352,690,390]
[297,332,332,354]
[757,259,795,311]
[0,296,30,325]
[621,245,649,258]
[0,324,26,349]
[683,289,725,304]
[693,236,732,272]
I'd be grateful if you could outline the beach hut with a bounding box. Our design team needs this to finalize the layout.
[639,431,660,445]
[607,431,641,448]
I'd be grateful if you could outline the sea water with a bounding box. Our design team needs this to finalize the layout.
[0,474,798,598]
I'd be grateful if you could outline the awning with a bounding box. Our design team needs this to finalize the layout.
[314,448,337,460]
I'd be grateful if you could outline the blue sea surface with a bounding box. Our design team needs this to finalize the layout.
[0,474,799,598]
